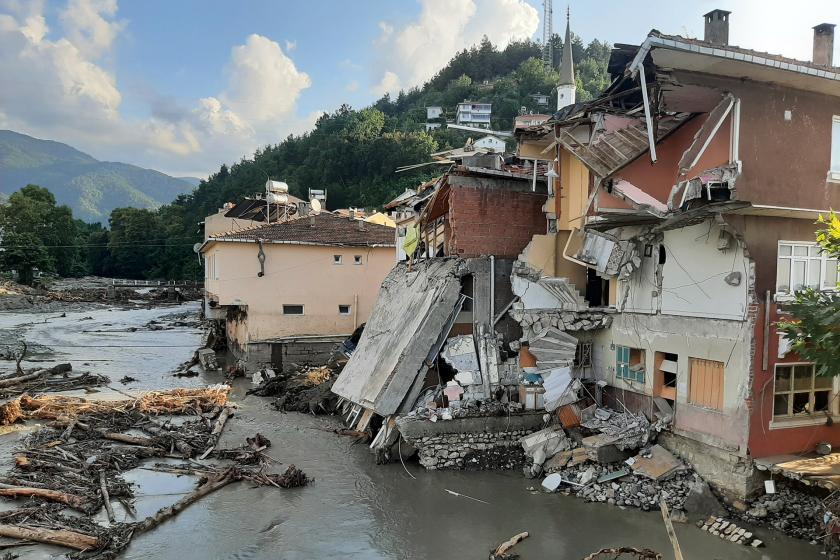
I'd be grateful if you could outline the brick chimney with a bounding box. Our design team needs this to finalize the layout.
[703,9,731,46]
[813,23,836,67]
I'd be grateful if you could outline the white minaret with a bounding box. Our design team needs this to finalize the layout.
[557,7,576,111]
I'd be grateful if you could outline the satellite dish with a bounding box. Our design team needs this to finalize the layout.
[310,198,322,214]
[192,243,203,254]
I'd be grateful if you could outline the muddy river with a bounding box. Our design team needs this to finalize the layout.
[0,304,824,559]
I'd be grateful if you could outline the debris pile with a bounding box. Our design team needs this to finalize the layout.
[0,385,310,558]
[0,363,108,403]
[734,482,823,541]
[248,365,340,414]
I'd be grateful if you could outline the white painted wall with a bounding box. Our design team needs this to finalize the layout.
[474,135,506,153]
[660,222,749,320]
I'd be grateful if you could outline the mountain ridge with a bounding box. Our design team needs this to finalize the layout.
[0,130,194,223]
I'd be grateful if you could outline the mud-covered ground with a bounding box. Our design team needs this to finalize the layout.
[0,303,825,559]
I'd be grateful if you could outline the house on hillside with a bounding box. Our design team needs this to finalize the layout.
[455,101,492,128]
[200,212,395,372]
[514,10,840,498]
[473,135,506,153]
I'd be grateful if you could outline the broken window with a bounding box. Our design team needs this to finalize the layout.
[830,115,840,182]
[688,358,724,411]
[354,255,363,265]
[654,352,678,403]
[776,242,838,294]
[338,305,351,315]
[333,255,342,264]
[282,304,304,315]
[773,364,832,418]
[616,346,645,383]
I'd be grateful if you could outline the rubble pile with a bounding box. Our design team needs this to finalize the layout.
[0,363,108,408]
[736,483,823,541]
[248,365,340,414]
[543,460,696,513]
[412,429,534,470]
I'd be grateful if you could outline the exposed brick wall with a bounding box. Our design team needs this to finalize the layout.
[448,186,547,258]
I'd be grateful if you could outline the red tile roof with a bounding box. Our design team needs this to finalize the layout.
[209,212,395,247]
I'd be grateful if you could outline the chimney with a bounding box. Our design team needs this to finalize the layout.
[703,9,731,46]
[813,23,836,67]
[309,215,315,228]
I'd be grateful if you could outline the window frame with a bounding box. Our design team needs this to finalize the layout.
[338,304,351,315]
[282,304,305,315]
[771,362,836,427]
[353,255,363,265]
[616,345,645,383]
[333,255,343,265]
[776,240,838,296]
[830,115,840,182]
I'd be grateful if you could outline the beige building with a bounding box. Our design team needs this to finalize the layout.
[201,212,396,370]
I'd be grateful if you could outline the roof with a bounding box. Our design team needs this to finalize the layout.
[629,31,840,96]
[205,212,395,248]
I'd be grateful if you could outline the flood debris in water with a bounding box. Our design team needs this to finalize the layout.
[0,363,108,405]
[489,531,528,560]
[0,384,310,558]
[248,364,341,414]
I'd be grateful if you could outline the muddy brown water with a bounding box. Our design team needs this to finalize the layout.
[0,304,824,559]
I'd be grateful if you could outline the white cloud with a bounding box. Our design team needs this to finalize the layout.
[371,71,401,96]
[59,0,124,58]
[345,80,359,92]
[0,1,314,177]
[285,39,296,51]
[371,0,539,95]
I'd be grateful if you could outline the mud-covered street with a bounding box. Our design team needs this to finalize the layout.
[0,303,824,559]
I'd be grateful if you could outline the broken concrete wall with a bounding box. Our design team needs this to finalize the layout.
[332,259,465,415]
[591,312,752,454]
[225,305,249,361]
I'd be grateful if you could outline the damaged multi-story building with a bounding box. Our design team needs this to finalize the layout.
[513,10,840,497]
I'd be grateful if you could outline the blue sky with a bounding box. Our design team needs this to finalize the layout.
[1,0,837,177]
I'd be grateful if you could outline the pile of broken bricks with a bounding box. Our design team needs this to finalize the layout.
[698,516,764,548]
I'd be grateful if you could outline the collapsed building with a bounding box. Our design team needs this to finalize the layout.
[512,11,840,498]
[333,9,840,501]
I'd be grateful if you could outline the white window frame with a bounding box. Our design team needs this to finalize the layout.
[333,255,342,265]
[338,305,351,315]
[776,240,838,297]
[282,304,304,315]
[770,362,839,429]
[353,255,363,265]
[830,115,840,183]
[213,252,219,281]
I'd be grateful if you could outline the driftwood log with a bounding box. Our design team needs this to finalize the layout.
[490,531,529,559]
[0,484,90,511]
[0,524,99,551]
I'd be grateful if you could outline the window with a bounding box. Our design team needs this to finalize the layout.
[776,241,838,293]
[354,255,363,265]
[616,346,645,383]
[688,358,724,411]
[830,115,840,181]
[282,305,304,315]
[333,255,342,265]
[773,364,832,418]
[338,305,351,315]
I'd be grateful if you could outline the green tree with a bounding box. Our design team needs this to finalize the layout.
[0,184,83,284]
[777,212,840,377]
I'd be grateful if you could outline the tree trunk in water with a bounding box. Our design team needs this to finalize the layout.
[0,524,99,551]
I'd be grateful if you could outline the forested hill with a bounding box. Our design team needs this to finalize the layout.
[1,35,612,282]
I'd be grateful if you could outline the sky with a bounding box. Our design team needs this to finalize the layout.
[1,0,838,178]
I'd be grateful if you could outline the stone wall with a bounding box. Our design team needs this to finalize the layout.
[406,429,533,470]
